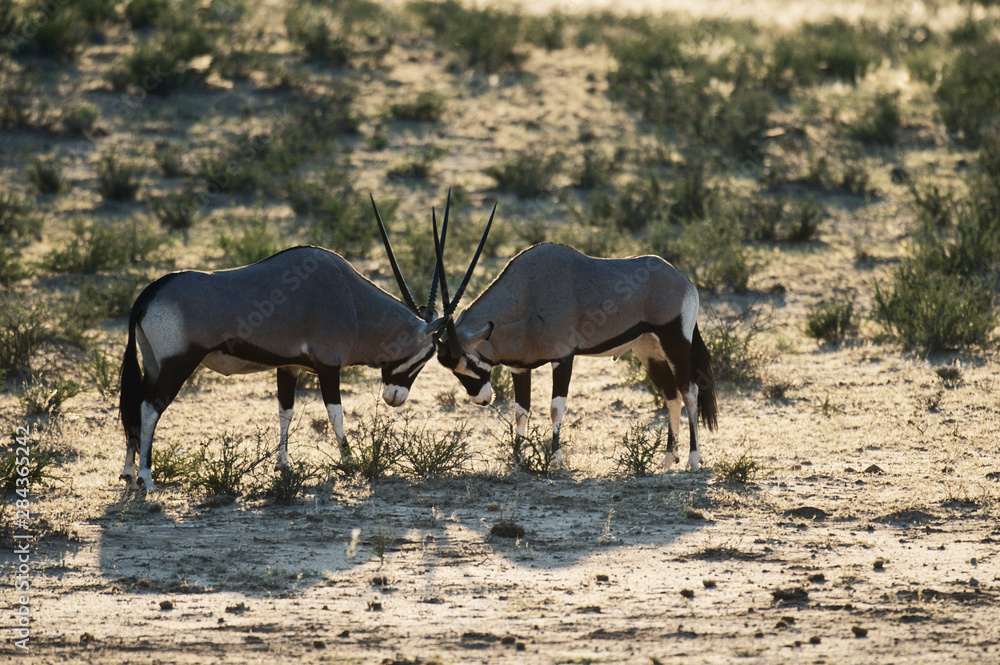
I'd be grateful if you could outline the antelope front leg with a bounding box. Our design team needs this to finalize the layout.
[549,357,574,468]
[317,366,350,462]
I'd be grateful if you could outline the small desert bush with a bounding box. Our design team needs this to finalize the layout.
[46,218,162,273]
[19,5,89,61]
[63,103,99,134]
[936,41,1000,146]
[151,440,197,484]
[651,215,763,293]
[0,189,42,241]
[399,420,472,477]
[150,193,199,232]
[785,198,824,243]
[491,409,554,474]
[484,151,562,199]
[125,0,169,28]
[874,266,995,352]
[19,375,82,416]
[0,440,60,494]
[343,408,403,482]
[269,461,317,505]
[27,157,65,195]
[216,216,280,267]
[0,243,27,286]
[612,422,667,476]
[874,178,1000,352]
[188,428,273,497]
[410,1,528,72]
[771,18,878,87]
[97,149,139,200]
[293,182,380,258]
[573,148,619,190]
[588,174,667,232]
[848,91,901,146]
[0,292,47,380]
[909,180,955,228]
[704,307,770,385]
[387,145,443,180]
[284,2,351,64]
[389,92,445,122]
[805,300,858,345]
[713,449,763,483]
[82,344,119,398]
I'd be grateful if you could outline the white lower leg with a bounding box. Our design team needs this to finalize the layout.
[327,404,349,461]
[137,401,160,492]
[550,396,566,467]
[278,407,293,467]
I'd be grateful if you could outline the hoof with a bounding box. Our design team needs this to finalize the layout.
[663,452,680,471]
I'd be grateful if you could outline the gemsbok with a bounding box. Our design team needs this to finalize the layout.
[432,237,718,471]
[118,196,492,492]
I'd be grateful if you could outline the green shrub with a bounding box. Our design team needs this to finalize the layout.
[0,243,27,286]
[771,19,878,87]
[0,440,59,494]
[704,307,769,385]
[484,151,562,199]
[399,420,472,477]
[848,91,901,145]
[786,198,824,242]
[666,167,714,224]
[342,408,402,482]
[713,450,762,483]
[652,215,762,293]
[28,157,65,194]
[612,422,667,476]
[63,103,99,135]
[216,217,280,267]
[588,174,666,232]
[151,439,197,484]
[22,6,89,61]
[410,0,527,72]
[189,428,272,497]
[386,146,443,180]
[46,218,162,273]
[284,4,351,64]
[97,149,139,200]
[269,461,316,505]
[125,0,169,28]
[292,182,379,258]
[805,301,858,345]
[936,42,1000,145]
[491,409,554,474]
[388,92,446,122]
[83,343,119,398]
[874,264,995,352]
[573,148,619,190]
[19,375,82,416]
[0,292,47,379]
[150,192,199,231]
[0,189,42,241]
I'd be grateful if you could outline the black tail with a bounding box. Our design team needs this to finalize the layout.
[119,303,144,453]
[692,324,718,431]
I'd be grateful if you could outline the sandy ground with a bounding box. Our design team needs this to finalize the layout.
[3,348,999,664]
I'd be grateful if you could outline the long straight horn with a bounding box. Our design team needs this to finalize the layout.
[432,206,462,356]
[444,200,496,319]
[425,188,451,320]
[371,194,419,315]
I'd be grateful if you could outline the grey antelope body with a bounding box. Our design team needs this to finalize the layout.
[118,245,442,492]
[436,242,718,470]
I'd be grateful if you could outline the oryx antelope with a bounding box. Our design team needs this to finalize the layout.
[433,240,718,470]
[118,198,492,492]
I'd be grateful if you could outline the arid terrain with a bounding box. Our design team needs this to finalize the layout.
[2,0,999,663]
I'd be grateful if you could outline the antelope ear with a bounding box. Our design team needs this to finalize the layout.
[460,322,493,349]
